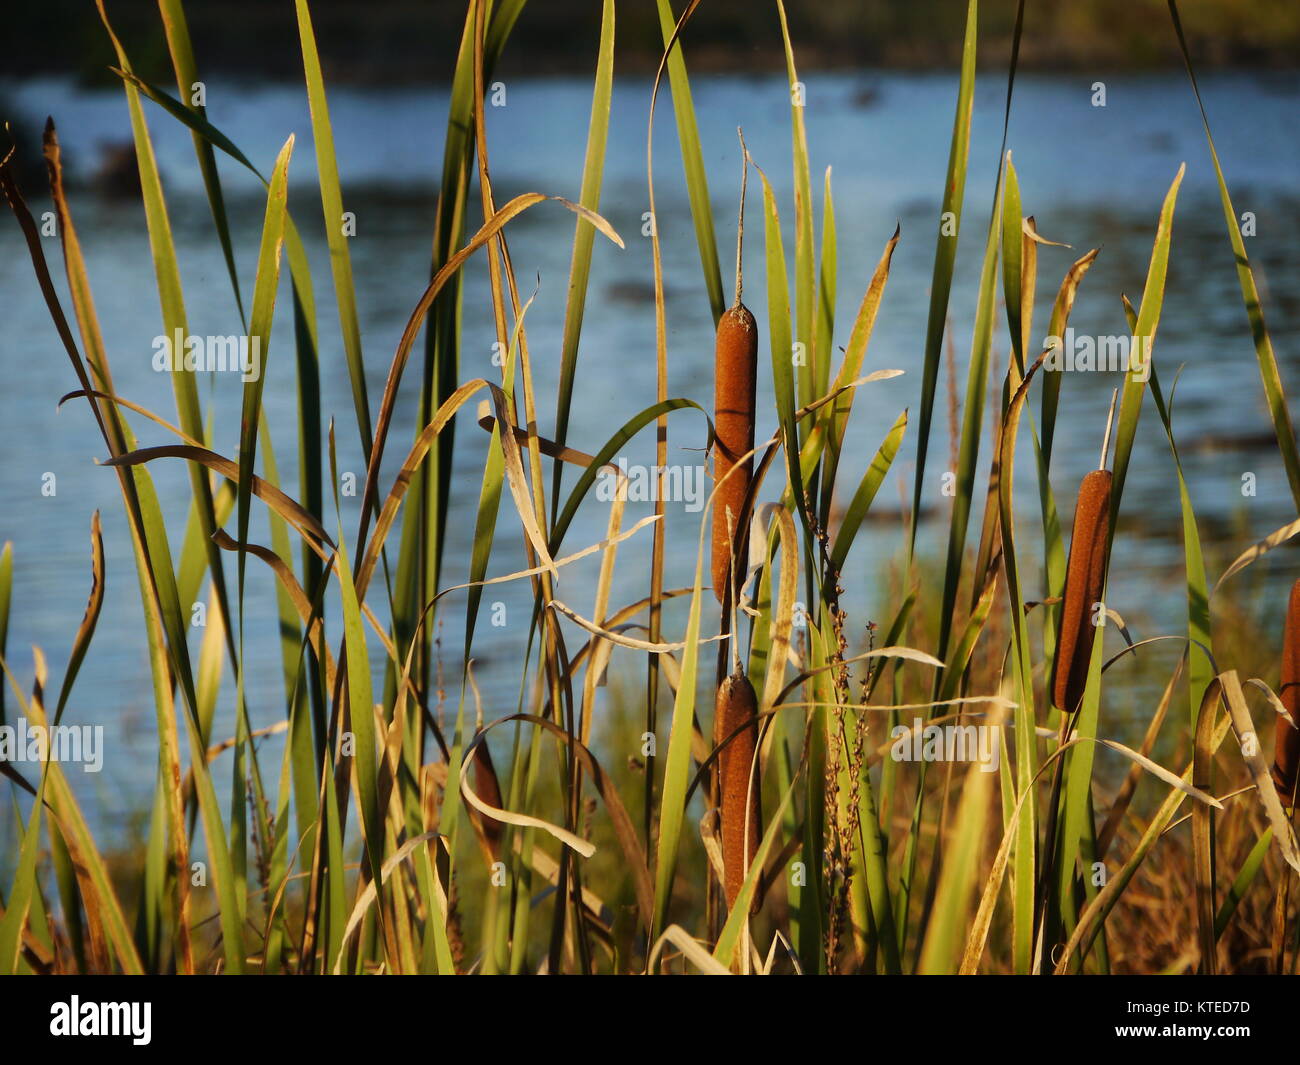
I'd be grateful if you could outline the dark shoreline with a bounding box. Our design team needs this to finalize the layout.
[6,0,1300,88]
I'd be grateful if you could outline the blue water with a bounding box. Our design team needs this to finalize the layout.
[3,69,1300,832]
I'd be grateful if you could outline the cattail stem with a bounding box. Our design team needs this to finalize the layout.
[1051,468,1112,713]
[735,127,748,307]
[727,508,743,676]
[1099,387,1118,471]
[1272,579,1300,803]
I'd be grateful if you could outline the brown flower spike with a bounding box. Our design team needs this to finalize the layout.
[715,667,762,911]
[1050,468,1112,714]
[711,303,758,604]
[1271,578,1300,803]
[711,131,758,607]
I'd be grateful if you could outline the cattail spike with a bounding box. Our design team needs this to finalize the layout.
[1272,579,1300,803]
[1051,469,1112,713]
[470,738,504,863]
[712,304,758,604]
[715,668,761,912]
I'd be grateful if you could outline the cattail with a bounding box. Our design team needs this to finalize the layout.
[470,739,504,863]
[1271,579,1300,802]
[711,304,758,603]
[712,131,758,606]
[1050,468,1112,714]
[715,667,761,912]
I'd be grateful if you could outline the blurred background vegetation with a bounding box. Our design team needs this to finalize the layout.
[6,0,1300,86]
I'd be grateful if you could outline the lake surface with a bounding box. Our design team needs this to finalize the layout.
[3,69,1300,832]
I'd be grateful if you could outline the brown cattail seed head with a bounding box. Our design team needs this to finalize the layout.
[1051,469,1112,714]
[471,739,504,862]
[1271,579,1300,802]
[712,302,758,604]
[715,667,761,912]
